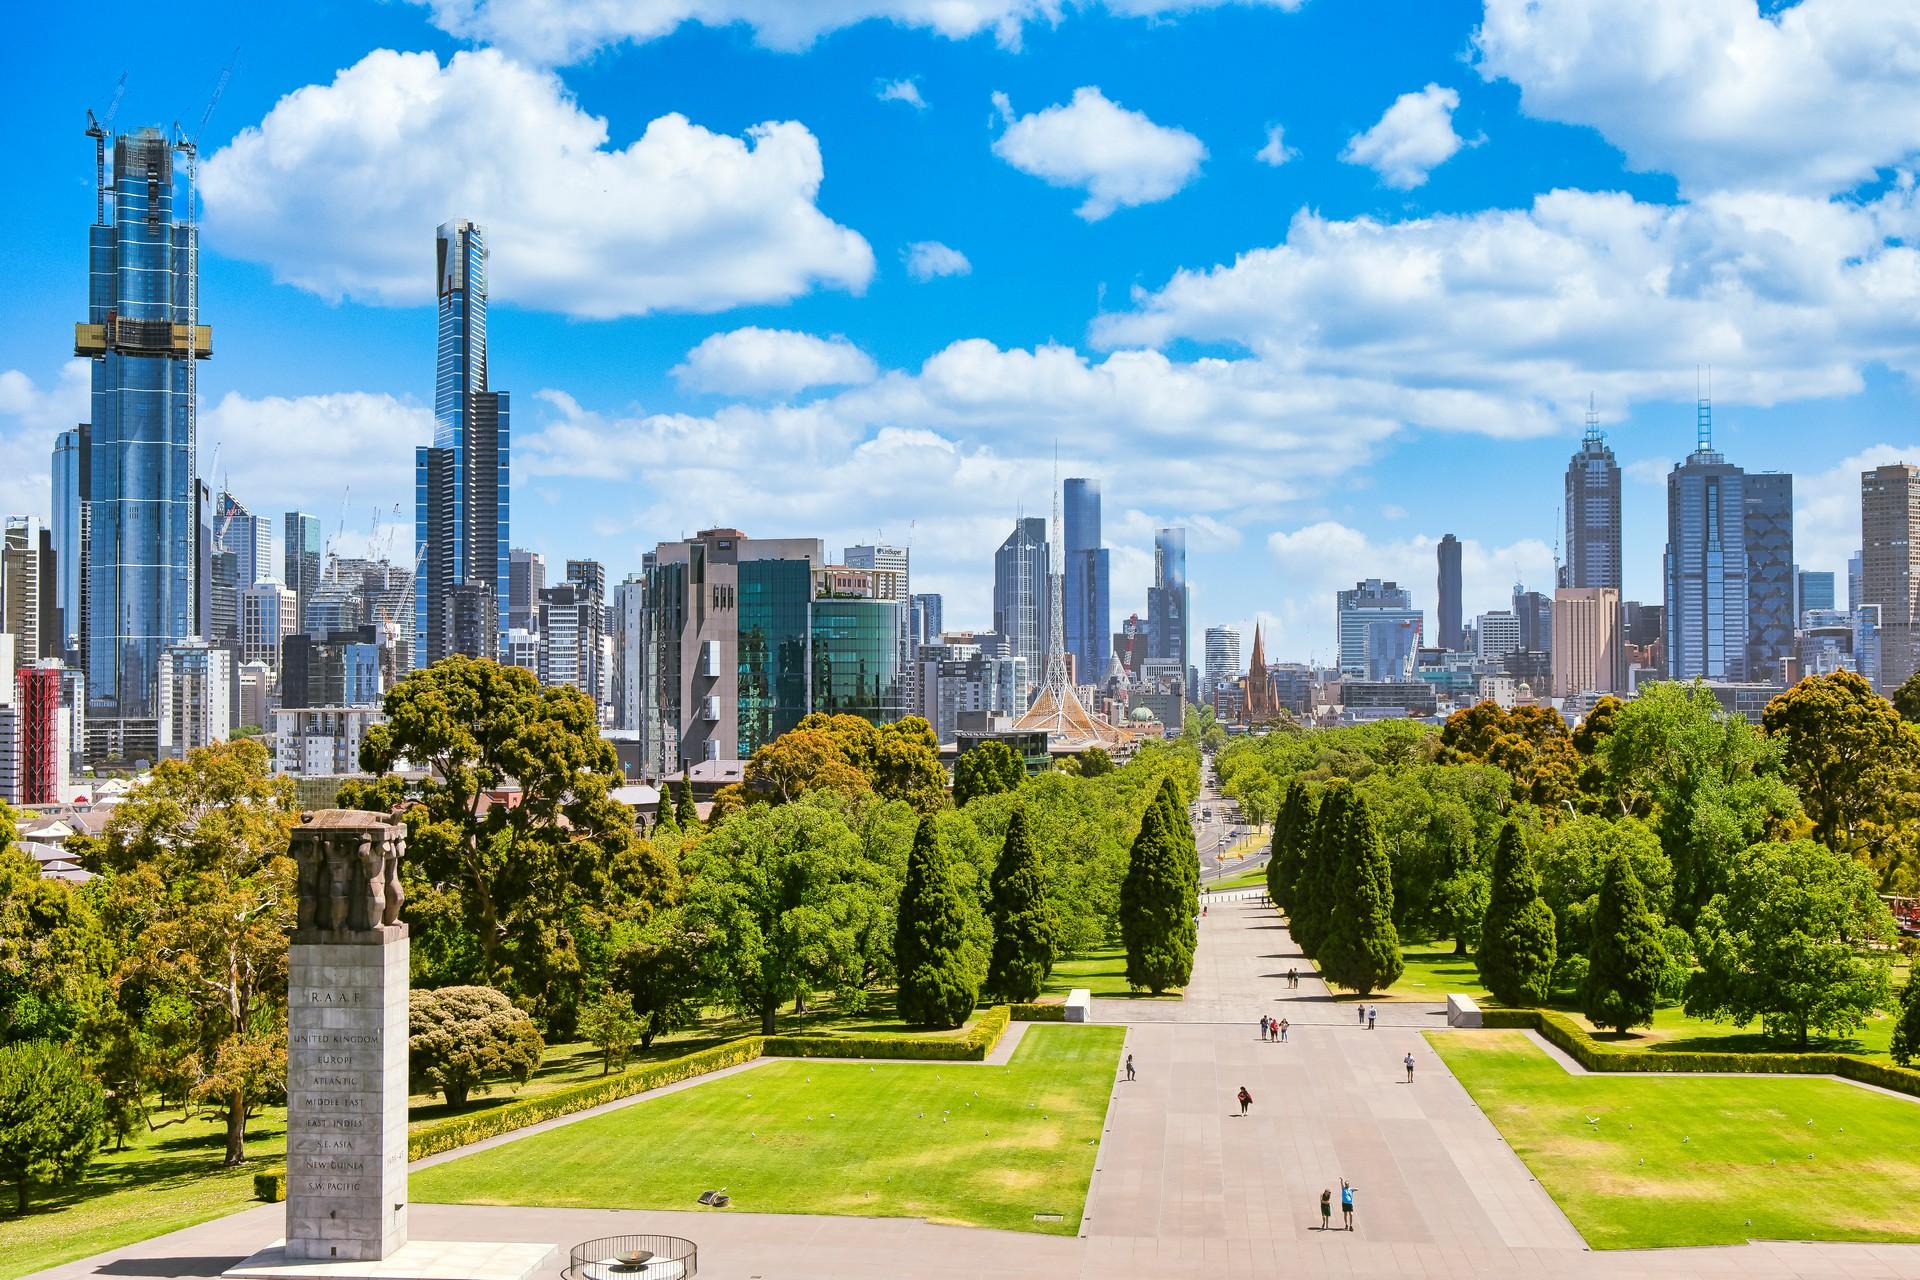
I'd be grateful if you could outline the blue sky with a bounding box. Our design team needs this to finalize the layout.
[5,0,1920,663]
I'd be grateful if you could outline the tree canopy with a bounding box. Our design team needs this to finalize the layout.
[0,1040,104,1214]
[1581,853,1664,1033]
[407,985,545,1107]
[954,740,1026,807]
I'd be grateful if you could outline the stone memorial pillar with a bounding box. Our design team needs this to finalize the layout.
[284,810,410,1263]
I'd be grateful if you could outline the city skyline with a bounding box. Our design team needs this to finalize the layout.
[6,4,1920,662]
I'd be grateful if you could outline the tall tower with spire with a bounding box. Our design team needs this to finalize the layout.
[1241,623,1276,722]
[1563,394,1622,591]
[1662,387,1749,680]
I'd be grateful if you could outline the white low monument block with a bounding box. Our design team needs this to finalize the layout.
[1064,987,1092,1023]
[1446,993,1483,1028]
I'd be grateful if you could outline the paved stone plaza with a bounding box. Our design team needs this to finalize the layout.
[30,895,1920,1280]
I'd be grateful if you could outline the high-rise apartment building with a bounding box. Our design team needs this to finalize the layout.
[1337,580,1421,679]
[1563,407,1623,590]
[613,574,644,731]
[640,530,907,774]
[1,663,65,805]
[241,580,297,678]
[284,512,322,631]
[1860,463,1920,691]
[1436,534,1463,650]
[1062,479,1110,685]
[1743,472,1794,682]
[416,219,509,668]
[219,494,274,589]
[1476,610,1521,660]
[1204,625,1241,696]
[1,518,55,664]
[1513,586,1552,656]
[156,641,232,759]
[76,127,209,759]
[1147,527,1188,680]
[508,548,545,633]
[1663,402,1749,681]
[993,517,1050,704]
[915,642,1026,742]
[1551,587,1624,697]
[50,427,88,662]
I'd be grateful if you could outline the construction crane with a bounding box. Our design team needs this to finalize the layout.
[84,73,127,225]
[175,47,237,497]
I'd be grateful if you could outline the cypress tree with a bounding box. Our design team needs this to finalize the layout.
[1318,795,1403,996]
[1267,780,1317,911]
[1581,852,1664,1032]
[1291,781,1349,958]
[986,809,1057,1001]
[1477,820,1557,1006]
[676,769,698,827]
[1120,783,1196,994]
[1892,973,1920,1068]
[895,815,979,1027]
[653,789,679,834]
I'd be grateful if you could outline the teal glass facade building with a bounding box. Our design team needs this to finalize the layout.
[811,596,906,724]
[737,559,811,755]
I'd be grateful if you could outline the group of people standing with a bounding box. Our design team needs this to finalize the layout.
[1258,1013,1289,1042]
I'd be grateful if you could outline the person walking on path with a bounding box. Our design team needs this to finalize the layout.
[1367,1006,1377,1031]
[1126,1053,1136,1082]
[1404,1051,1414,1082]
[1237,1085,1252,1116]
[1357,1005,1366,1028]
[1319,1189,1332,1230]
[1288,966,1298,989]
[1260,1014,1270,1041]
[1341,1180,1356,1230]
[1279,1018,1290,1043]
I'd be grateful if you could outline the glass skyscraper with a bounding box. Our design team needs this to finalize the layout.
[75,128,209,755]
[1563,409,1623,591]
[1743,472,1795,682]
[50,426,88,663]
[811,597,906,724]
[285,511,322,634]
[416,219,510,667]
[993,517,1049,703]
[1148,527,1188,680]
[1436,533,1463,650]
[1063,478,1109,685]
[737,559,812,755]
[1663,402,1749,681]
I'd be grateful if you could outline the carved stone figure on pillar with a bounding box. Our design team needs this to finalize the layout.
[291,809,407,943]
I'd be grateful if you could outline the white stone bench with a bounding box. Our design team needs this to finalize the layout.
[1446,993,1483,1028]
[1064,988,1092,1023]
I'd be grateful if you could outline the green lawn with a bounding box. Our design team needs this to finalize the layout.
[413,1024,1125,1235]
[1429,1030,1920,1250]
[1205,863,1270,892]
[1043,944,1182,999]
[1375,940,1494,1004]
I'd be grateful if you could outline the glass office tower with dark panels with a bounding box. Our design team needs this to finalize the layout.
[1063,478,1110,685]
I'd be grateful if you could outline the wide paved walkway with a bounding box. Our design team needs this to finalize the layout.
[31,897,1920,1280]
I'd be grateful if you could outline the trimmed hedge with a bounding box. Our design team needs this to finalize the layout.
[1010,1002,1067,1022]
[1479,1007,1920,1100]
[407,1035,765,1161]
[766,1005,1013,1061]
[253,1170,286,1203]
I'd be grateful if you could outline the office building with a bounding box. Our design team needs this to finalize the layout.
[1743,472,1795,682]
[1854,604,1884,689]
[1336,580,1422,679]
[1861,464,1920,691]
[1476,610,1521,660]
[1797,609,1856,678]
[915,643,1026,742]
[50,427,87,662]
[1849,551,1864,613]
[281,627,384,710]
[1797,570,1835,618]
[910,594,943,649]
[1563,404,1623,590]
[416,219,509,667]
[1551,587,1624,697]
[1062,479,1110,686]
[1436,534,1463,650]
[993,517,1050,704]
[0,663,66,805]
[508,548,545,633]
[284,512,322,630]
[75,127,210,761]
[1,518,55,664]
[612,575,644,731]
[219,494,274,589]
[1204,625,1241,696]
[1147,527,1189,680]
[156,641,232,759]
[241,580,297,677]
[844,543,909,693]
[272,705,385,777]
[1663,401,1749,681]
[812,570,907,725]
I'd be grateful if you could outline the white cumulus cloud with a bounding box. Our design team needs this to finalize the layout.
[0,362,89,520]
[903,241,972,281]
[878,78,927,109]
[1256,123,1298,167]
[201,391,434,523]
[200,48,873,319]
[991,86,1206,220]
[1341,83,1467,189]
[671,328,879,397]
[1475,0,1920,196]
[416,0,1306,63]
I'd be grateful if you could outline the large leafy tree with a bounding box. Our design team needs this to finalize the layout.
[1535,814,1670,963]
[954,740,1026,807]
[344,656,673,1032]
[1360,762,1510,949]
[1686,839,1895,1049]
[99,739,294,1166]
[1595,682,1802,926]
[682,798,890,1033]
[1438,701,1579,810]
[895,815,979,1027]
[869,717,949,813]
[1477,820,1557,1006]
[1581,853,1664,1032]
[1317,795,1403,996]
[1893,671,1920,725]
[1266,780,1317,911]
[0,1041,104,1213]
[609,911,704,1050]
[742,728,872,804]
[407,986,544,1106]
[1120,777,1196,994]
[1891,971,1920,1068]
[0,842,111,1044]
[985,809,1056,1002]
[1761,670,1920,890]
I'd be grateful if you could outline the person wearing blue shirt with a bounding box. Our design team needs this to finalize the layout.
[1340,1178,1355,1230]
